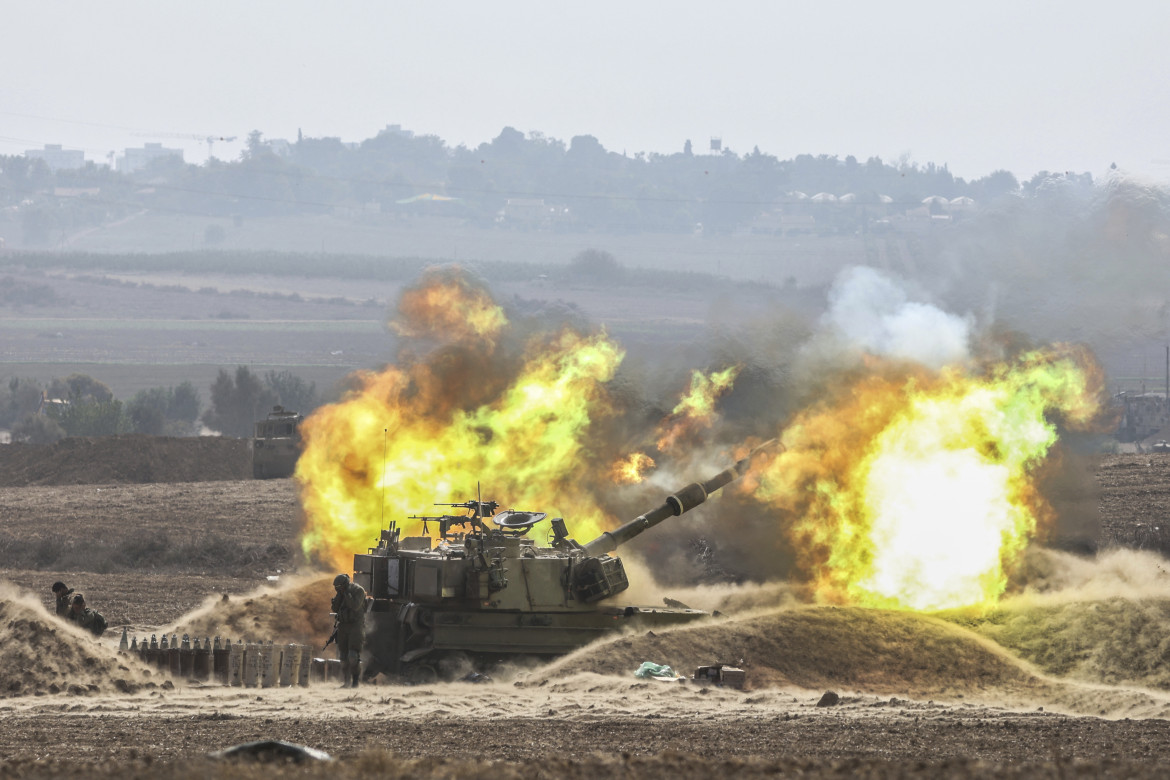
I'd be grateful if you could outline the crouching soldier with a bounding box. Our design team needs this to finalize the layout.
[68,593,108,638]
[331,573,367,688]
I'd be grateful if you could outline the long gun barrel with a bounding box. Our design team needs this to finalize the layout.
[581,439,778,557]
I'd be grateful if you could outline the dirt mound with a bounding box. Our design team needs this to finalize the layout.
[968,597,1170,690]
[0,583,152,697]
[164,575,334,647]
[948,549,1170,691]
[530,605,1044,698]
[0,435,252,486]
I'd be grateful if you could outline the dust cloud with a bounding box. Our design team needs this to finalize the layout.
[162,573,335,646]
[0,582,151,697]
[952,548,1170,692]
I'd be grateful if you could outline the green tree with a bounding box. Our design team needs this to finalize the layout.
[127,396,166,434]
[48,373,113,403]
[126,387,170,435]
[566,248,624,284]
[244,129,265,160]
[48,399,126,436]
[970,169,1020,203]
[11,413,65,444]
[170,381,201,425]
[264,370,318,414]
[125,382,202,435]
[0,377,45,428]
[202,366,277,437]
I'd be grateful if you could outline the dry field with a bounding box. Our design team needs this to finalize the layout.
[0,264,782,399]
[1,441,1170,778]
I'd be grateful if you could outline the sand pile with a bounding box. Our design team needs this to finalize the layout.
[958,598,1170,690]
[0,584,152,696]
[531,605,1046,698]
[163,574,335,646]
[949,548,1170,691]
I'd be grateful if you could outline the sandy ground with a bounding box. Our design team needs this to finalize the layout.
[4,450,1170,777]
[5,595,1170,779]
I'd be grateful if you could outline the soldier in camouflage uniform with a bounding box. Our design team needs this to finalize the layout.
[68,593,108,638]
[51,581,73,617]
[331,573,367,688]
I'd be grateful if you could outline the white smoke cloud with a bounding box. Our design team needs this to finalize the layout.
[819,266,972,368]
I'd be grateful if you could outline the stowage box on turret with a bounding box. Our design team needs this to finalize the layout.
[351,441,774,682]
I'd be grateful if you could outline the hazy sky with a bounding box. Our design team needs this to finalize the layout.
[3,0,1168,183]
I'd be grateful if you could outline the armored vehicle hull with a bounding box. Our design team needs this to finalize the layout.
[354,540,706,680]
[253,406,302,479]
[350,440,774,681]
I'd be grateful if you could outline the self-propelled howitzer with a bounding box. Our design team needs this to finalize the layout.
[351,440,775,682]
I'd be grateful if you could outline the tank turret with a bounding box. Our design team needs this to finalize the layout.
[351,439,775,683]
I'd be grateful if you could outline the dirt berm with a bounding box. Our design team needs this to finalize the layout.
[0,435,251,486]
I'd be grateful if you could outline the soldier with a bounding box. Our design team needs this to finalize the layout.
[68,593,108,638]
[51,581,73,617]
[330,573,367,688]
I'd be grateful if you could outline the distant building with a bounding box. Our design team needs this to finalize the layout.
[379,124,414,139]
[1116,392,1170,442]
[25,144,84,171]
[118,142,183,174]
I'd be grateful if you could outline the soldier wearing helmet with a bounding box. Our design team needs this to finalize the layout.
[330,572,367,688]
[68,593,108,638]
[51,581,74,617]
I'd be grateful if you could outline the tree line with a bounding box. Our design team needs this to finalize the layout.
[0,367,321,444]
[0,124,1078,244]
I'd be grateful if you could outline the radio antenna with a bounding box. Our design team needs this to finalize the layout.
[381,429,388,527]
[476,481,485,552]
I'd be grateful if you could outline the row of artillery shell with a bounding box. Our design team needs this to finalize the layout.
[125,640,344,687]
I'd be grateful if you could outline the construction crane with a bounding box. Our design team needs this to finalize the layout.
[203,135,238,159]
[130,131,239,160]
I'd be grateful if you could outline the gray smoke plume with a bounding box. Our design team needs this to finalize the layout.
[818,265,973,368]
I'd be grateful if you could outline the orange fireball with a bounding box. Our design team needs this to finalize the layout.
[754,344,1106,611]
[656,366,740,453]
[296,273,626,569]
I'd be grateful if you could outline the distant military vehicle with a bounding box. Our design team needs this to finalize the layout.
[252,406,302,479]
[350,440,775,682]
